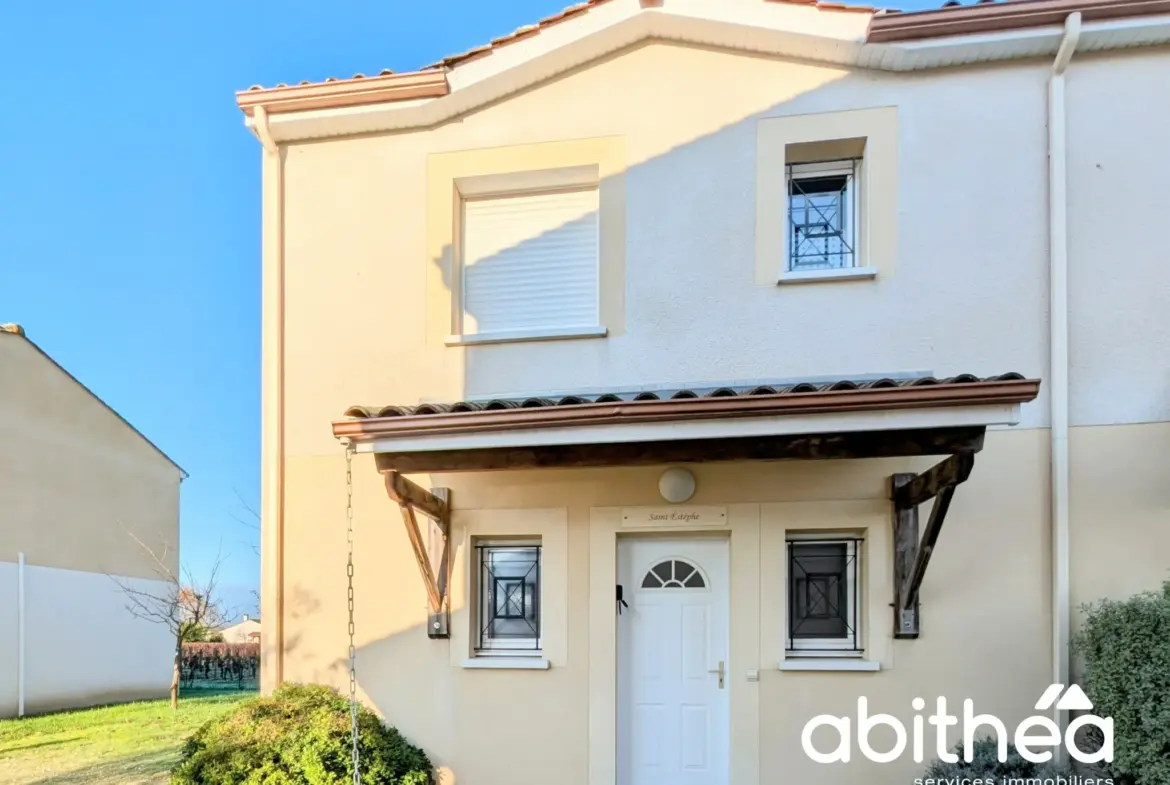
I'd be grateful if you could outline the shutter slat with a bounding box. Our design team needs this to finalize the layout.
[461,189,600,335]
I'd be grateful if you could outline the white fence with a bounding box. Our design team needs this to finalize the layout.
[0,555,174,718]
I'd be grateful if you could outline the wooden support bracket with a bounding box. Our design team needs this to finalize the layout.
[383,471,451,639]
[890,452,975,639]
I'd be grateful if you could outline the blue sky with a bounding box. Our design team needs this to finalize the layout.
[0,0,941,616]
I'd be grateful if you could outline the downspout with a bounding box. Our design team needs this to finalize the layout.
[253,106,285,694]
[1049,11,1080,732]
[17,552,25,718]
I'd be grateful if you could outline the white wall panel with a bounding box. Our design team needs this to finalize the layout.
[0,559,173,718]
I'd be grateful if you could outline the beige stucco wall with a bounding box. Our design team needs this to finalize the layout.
[219,617,262,644]
[0,332,182,717]
[267,37,1170,785]
[0,334,181,578]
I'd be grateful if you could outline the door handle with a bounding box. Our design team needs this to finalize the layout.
[708,660,725,689]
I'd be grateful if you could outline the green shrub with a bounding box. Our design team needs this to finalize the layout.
[1073,578,1170,785]
[922,737,1075,783]
[171,683,432,785]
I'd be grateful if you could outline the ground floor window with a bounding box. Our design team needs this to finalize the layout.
[786,535,862,655]
[475,540,542,654]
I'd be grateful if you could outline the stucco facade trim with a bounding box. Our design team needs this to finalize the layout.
[239,4,1170,143]
[353,404,1022,455]
[755,106,898,284]
[448,507,569,668]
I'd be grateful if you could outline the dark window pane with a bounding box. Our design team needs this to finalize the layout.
[789,542,850,640]
[651,561,672,584]
[789,174,849,196]
[643,559,706,590]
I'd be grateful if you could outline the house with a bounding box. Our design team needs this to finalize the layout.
[216,614,261,644]
[0,324,184,717]
[236,0,1170,782]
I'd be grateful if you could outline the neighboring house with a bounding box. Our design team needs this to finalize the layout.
[0,324,184,717]
[216,615,261,644]
[236,1,1170,783]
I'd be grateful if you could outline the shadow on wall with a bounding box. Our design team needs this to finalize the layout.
[281,585,320,666]
[417,40,1050,405]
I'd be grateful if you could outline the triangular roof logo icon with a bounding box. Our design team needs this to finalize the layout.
[1055,684,1094,711]
[1034,684,1095,711]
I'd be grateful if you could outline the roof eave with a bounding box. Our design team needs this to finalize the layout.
[332,378,1042,443]
[235,69,450,118]
[237,7,1170,143]
[867,0,1170,43]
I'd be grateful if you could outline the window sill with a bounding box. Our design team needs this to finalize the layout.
[777,267,877,285]
[445,326,607,346]
[460,657,550,670]
[779,658,881,672]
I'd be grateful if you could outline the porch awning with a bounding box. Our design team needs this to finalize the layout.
[331,373,1040,472]
[332,372,1041,641]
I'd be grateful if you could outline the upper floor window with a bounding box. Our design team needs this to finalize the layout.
[460,186,600,341]
[787,159,859,272]
[786,534,862,656]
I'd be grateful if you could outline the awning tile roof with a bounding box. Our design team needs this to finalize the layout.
[343,372,1027,419]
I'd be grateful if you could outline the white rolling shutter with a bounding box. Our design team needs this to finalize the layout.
[461,188,600,336]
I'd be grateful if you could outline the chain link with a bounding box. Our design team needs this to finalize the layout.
[344,441,361,785]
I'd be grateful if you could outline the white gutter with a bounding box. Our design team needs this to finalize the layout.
[1049,11,1080,736]
[253,106,285,694]
[17,552,25,718]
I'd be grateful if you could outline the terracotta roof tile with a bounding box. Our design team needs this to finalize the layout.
[342,373,1027,420]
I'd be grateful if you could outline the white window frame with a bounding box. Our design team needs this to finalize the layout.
[785,533,862,658]
[780,158,876,285]
[473,539,543,657]
[448,166,606,346]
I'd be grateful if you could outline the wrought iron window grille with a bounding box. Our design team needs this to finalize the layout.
[475,542,542,653]
[786,537,863,655]
[787,159,859,272]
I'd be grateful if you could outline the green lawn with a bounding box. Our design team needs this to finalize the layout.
[0,691,253,785]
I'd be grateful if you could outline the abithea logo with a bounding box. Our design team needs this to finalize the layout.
[801,684,1112,765]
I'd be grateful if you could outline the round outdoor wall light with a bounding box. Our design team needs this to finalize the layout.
[658,467,696,504]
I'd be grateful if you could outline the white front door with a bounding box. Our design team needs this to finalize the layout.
[617,537,730,785]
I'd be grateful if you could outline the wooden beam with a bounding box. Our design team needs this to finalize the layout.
[902,484,955,611]
[375,427,986,474]
[892,452,975,508]
[397,499,443,614]
[384,471,449,521]
[891,473,920,638]
[383,473,452,633]
[890,451,976,639]
[428,487,451,639]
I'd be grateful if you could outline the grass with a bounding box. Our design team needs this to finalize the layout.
[0,691,254,785]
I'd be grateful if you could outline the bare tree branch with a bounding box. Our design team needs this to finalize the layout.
[108,523,232,709]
